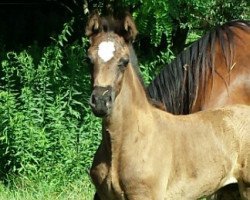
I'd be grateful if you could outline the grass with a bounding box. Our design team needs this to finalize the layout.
[0,174,95,200]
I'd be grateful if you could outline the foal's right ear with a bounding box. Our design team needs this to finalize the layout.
[85,10,103,37]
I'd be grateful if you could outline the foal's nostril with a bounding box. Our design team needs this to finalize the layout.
[108,95,112,103]
[105,95,113,108]
[89,93,97,108]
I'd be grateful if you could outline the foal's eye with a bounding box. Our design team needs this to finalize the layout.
[118,57,129,68]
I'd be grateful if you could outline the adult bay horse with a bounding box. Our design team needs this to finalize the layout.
[86,12,250,200]
[147,20,250,115]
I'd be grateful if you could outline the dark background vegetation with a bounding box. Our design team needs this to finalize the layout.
[0,0,249,195]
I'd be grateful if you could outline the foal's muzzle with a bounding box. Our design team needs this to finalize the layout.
[89,86,114,117]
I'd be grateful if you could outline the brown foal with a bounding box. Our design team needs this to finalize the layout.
[86,12,250,200]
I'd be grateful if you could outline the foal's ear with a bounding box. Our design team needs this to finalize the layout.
[85,10,102,37]
[121,12,138,42]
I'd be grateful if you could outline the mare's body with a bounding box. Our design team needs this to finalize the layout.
[148,21,250,114]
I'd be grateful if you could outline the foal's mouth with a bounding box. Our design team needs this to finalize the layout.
[90,102,113,117]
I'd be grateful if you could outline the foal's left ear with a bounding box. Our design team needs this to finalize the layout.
[121,12,138,42]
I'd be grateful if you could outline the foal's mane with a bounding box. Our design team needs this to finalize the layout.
[147,20,250,115]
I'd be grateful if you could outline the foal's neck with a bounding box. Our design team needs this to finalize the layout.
[105,64,151,131]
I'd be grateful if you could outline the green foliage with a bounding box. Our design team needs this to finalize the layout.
[123,0,250,45]
[0,19,101,187]
[140,48,175,85]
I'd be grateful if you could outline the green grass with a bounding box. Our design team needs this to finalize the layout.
[0,174,95,200]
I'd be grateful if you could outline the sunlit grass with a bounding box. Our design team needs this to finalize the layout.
[0,175,94,200]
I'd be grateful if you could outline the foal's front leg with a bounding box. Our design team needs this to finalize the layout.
[124,186,158,200]
[241,186,250,200]
[126,194,153,200]
[93,192,101,200]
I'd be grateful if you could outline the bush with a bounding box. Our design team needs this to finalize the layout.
[0,19,101,187]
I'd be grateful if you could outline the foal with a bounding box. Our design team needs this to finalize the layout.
[86,13,250,200]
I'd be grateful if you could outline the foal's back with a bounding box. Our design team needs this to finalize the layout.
[167,104,250,164]
[161,104,250,199]
[195,104,250,141]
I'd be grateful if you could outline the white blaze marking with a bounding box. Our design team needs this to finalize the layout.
[98,41,115,62]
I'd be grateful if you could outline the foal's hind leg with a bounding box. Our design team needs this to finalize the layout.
[238,181,250,200]
[207,184,240,200]
[238,156,250,200]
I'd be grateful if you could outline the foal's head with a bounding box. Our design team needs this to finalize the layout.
[86,11,138,117]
